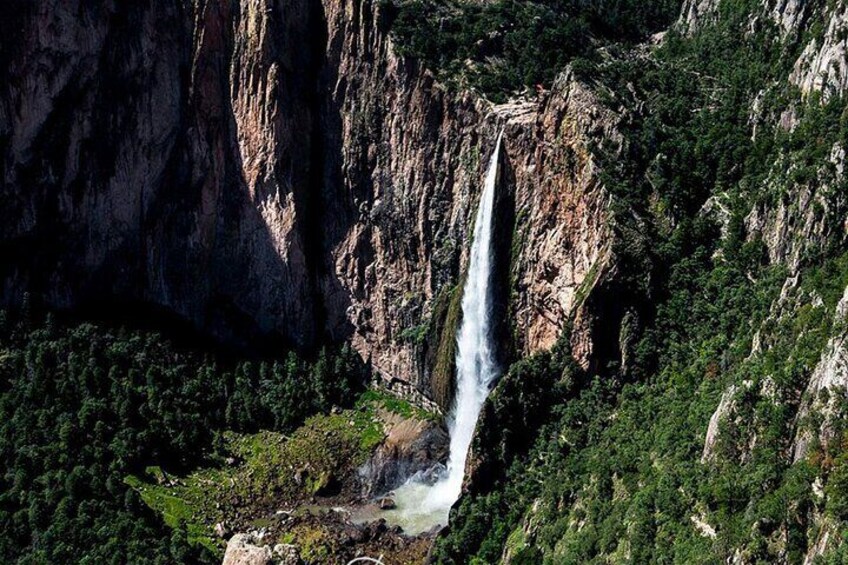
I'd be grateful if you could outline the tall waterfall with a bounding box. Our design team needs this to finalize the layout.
[353,132,504,535]
[423,130,503,510]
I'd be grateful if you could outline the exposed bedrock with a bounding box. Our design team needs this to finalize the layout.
[1,0,619,405]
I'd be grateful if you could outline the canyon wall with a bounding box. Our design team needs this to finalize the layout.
[0,0,326,350]
[0,0,616,404]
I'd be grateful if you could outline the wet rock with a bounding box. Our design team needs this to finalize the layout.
[368,519,388,537]
[423,523,446,536]
[378,497,396,510]
[359,415,449,496]
[293,466,307,487]
[311,470,340,497]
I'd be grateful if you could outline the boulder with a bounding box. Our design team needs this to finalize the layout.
[358,415,449,496]
[222,534,301,565]
[221,534,273,565]
[272,544,300,565]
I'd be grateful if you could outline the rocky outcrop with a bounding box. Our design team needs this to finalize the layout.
[767,0,809,37]
[500,499,542,564]
[1,0,617,402]
[222,534,273,565]
[792,285,848,462]
[702,384,741,463]
[745,143,847,274]
[791,0,848,100]
[222,534,299,565]
[499,76,617,365]
[803,518,835,565]
[681,0,846,102]
[358,412,449,496]
[677,0,721,34]
[679,0,813,38]
[700,378,777,464]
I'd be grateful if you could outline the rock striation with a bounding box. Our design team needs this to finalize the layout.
[0,0,326,350]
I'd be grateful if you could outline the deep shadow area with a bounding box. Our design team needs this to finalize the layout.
[67,297,292,362]
[490,134,518,373]
[0,0,359,359]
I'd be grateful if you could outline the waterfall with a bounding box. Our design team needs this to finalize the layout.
[423,130,503,510]
[353,132,504,535]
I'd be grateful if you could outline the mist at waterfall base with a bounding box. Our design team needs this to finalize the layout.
[363,135,503,536]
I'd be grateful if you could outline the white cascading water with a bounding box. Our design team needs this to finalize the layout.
[423,129,503,510]
[361,132,504,535]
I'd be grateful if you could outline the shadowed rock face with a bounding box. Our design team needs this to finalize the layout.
[1,0,617,401]
[358,414,449,497]
[0,0,329,351]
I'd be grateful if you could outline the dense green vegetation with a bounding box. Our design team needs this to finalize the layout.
[382,0,682,100]
[434,0,848,562]
[0,306,367,564]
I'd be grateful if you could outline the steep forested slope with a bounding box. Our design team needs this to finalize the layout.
[414,0,848,562]
[385,0,681,99]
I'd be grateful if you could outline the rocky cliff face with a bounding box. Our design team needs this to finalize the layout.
[679,0,810,37]
[681,0,848,102]
[791,0,848,100]
[318,1,617,400]
[0,0,326,350]
[793,285,848,463]
[0,0,616,405]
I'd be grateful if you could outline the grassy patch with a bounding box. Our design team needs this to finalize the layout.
[505,525,527,555]
[284,523,332,562]
[124,472,222,554]
[357,388,441,422]
[124,390,444,555]
[398,322,431,344]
